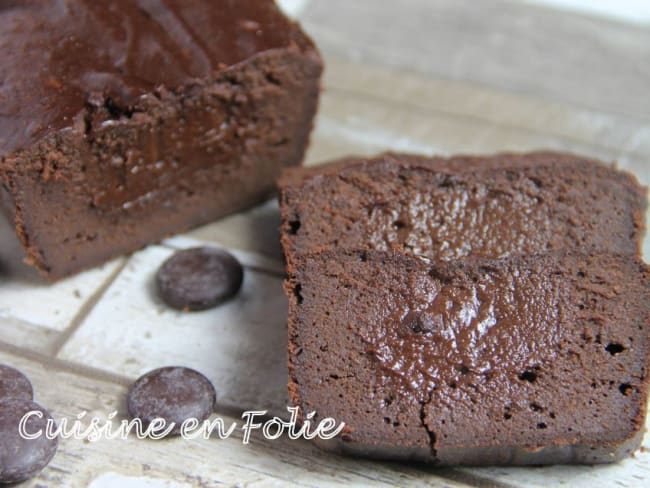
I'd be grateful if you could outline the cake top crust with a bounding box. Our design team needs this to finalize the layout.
[0,0,314,154]
[279,151,647,265]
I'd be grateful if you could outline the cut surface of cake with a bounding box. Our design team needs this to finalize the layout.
[286,249,650,465]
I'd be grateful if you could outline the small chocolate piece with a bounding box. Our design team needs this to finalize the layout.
[156,247,244,311]
[0,365,33,401]
[127,366,216,436]
[0,399,59,484]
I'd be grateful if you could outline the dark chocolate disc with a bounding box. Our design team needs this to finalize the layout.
[156,247,244,311]
[127,366,216,436]
[0,399,59,484]
[0,364,33,401]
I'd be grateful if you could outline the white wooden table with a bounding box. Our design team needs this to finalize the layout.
[1,0,648,486]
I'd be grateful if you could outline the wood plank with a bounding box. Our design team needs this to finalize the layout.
[321,58,650,164]
[0,348,476,488]
[300,0,650,120]
[0,215,125,350]
[57,245,291,415]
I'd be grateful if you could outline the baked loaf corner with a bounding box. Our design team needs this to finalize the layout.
[0,0,323,278]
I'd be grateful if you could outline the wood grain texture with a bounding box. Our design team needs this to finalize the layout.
[300,0,650,120]
[0,349,476,488]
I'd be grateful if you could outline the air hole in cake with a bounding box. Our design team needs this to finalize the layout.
[518,370,538,383]
[537,422,547,429]
[429,269,452,285]
[104,96,134,119]
[605,343,625,355]
[383,417,391,424]
[265,72,281,86]
[289,220,301,235]
[479,265,499,275]
[530,402,543,412]
[293,284,303,304]
[448,381,457,389]
[359,251,368,262]
[503,413,512,420]
[401,311,435,334]
[619,383,633,396]
[439,177,453,188]
[456,364,470,375]
[577,271,586,278]
[393,220,406,230]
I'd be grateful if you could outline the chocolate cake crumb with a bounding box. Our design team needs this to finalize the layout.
[0,0,322,279]
[286,250,650,465]
[279,151,647,268]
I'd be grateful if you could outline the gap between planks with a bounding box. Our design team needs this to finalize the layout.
[50,259,130,357]
[45,240,286,360]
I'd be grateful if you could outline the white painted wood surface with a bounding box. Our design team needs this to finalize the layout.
[1,0,649,486]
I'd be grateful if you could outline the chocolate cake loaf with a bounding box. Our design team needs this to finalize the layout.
[286,249,650,465]
[0,0,322,278]
[279,152,646,267]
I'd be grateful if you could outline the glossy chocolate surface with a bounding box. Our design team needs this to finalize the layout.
[0,0,312,154]
[280,152,647,267]
[365,263,561,400]
[288,250,650,464]
[0,0,321,279]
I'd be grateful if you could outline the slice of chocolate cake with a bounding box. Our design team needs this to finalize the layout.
[0,0,322,279]
[279,152,647,268]
[286,249,650,465]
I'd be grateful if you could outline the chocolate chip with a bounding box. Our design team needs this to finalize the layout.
[0,399,59,484]
[156,247,244,311]
[127,367,216,436]
[0,364,33,401]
